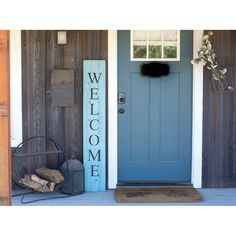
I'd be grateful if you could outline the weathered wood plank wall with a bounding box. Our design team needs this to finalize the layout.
[0,30,11,205]
[202,30,236,187]
[20,30,108,175]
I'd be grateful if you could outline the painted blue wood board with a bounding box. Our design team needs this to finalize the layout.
[118,30,193,181]
[160,72,180,162]
[130,72,150,162]
[83,60,106,192]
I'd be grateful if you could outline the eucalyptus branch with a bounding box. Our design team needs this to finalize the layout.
[191,31,234,92]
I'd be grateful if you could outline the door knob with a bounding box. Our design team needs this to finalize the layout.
[118,108,125,114]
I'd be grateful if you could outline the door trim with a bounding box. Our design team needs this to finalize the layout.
[108,30,118,188]
[108,30,203,189]
[10,30,22,147]
[191,30,204,188]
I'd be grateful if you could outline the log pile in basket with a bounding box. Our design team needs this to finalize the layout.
[19,167,64,193]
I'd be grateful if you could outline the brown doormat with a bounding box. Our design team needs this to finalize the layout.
[115,187,202,203]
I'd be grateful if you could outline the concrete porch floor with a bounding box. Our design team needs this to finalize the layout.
[12,188,236,206]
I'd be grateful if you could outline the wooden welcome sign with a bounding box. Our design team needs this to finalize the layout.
[83,60,106,192]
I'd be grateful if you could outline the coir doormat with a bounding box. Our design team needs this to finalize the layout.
[115,187,202,203]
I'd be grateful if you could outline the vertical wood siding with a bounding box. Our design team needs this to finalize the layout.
[202,30,236,187]
[20,30,108,176]
[0,30,11,205]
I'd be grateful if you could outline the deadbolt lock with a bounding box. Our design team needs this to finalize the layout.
[118,92,126,104]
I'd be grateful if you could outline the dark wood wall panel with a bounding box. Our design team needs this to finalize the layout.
[64,31,79,160]
[45,31,64,168]
[202,30,236,187]
[20,30,108,173]
[22,31,47,173]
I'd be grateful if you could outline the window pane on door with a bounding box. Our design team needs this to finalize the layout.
[163,31,177,41]
[148,30,162,42]
[133,30,147,42]
[133,45,147,58]
[163,44,177,58]
[149,45,162,58]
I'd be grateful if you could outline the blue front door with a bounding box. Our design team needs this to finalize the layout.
[118,30,193,182]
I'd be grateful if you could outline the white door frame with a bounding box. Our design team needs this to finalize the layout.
[108,30,203,189]
[10,30,22,147]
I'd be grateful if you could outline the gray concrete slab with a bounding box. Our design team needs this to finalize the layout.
[12,188,236,206]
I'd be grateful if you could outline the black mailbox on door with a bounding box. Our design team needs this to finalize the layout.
[51,69,75,107]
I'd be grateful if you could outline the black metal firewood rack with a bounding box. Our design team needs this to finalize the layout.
[12,135,65,184]
[12,136,71,204]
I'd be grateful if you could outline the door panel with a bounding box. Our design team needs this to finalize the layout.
[118,30,193,182]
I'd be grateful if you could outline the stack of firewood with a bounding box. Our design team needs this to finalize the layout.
[19,167,64,193]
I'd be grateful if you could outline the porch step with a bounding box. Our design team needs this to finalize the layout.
[117,181,193,188]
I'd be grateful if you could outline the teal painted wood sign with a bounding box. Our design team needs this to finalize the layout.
[83,60,106,192]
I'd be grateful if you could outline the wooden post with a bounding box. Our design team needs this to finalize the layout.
[0,30,11,206]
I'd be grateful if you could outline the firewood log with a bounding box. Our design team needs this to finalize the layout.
[48,182,56,192]
[36,167,64,184]
[19,175,50,192]
[30,174,49,186]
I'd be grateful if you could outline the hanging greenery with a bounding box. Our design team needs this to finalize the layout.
[191,31,234,93]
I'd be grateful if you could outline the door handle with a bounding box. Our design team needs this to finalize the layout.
[118,108,125,114]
